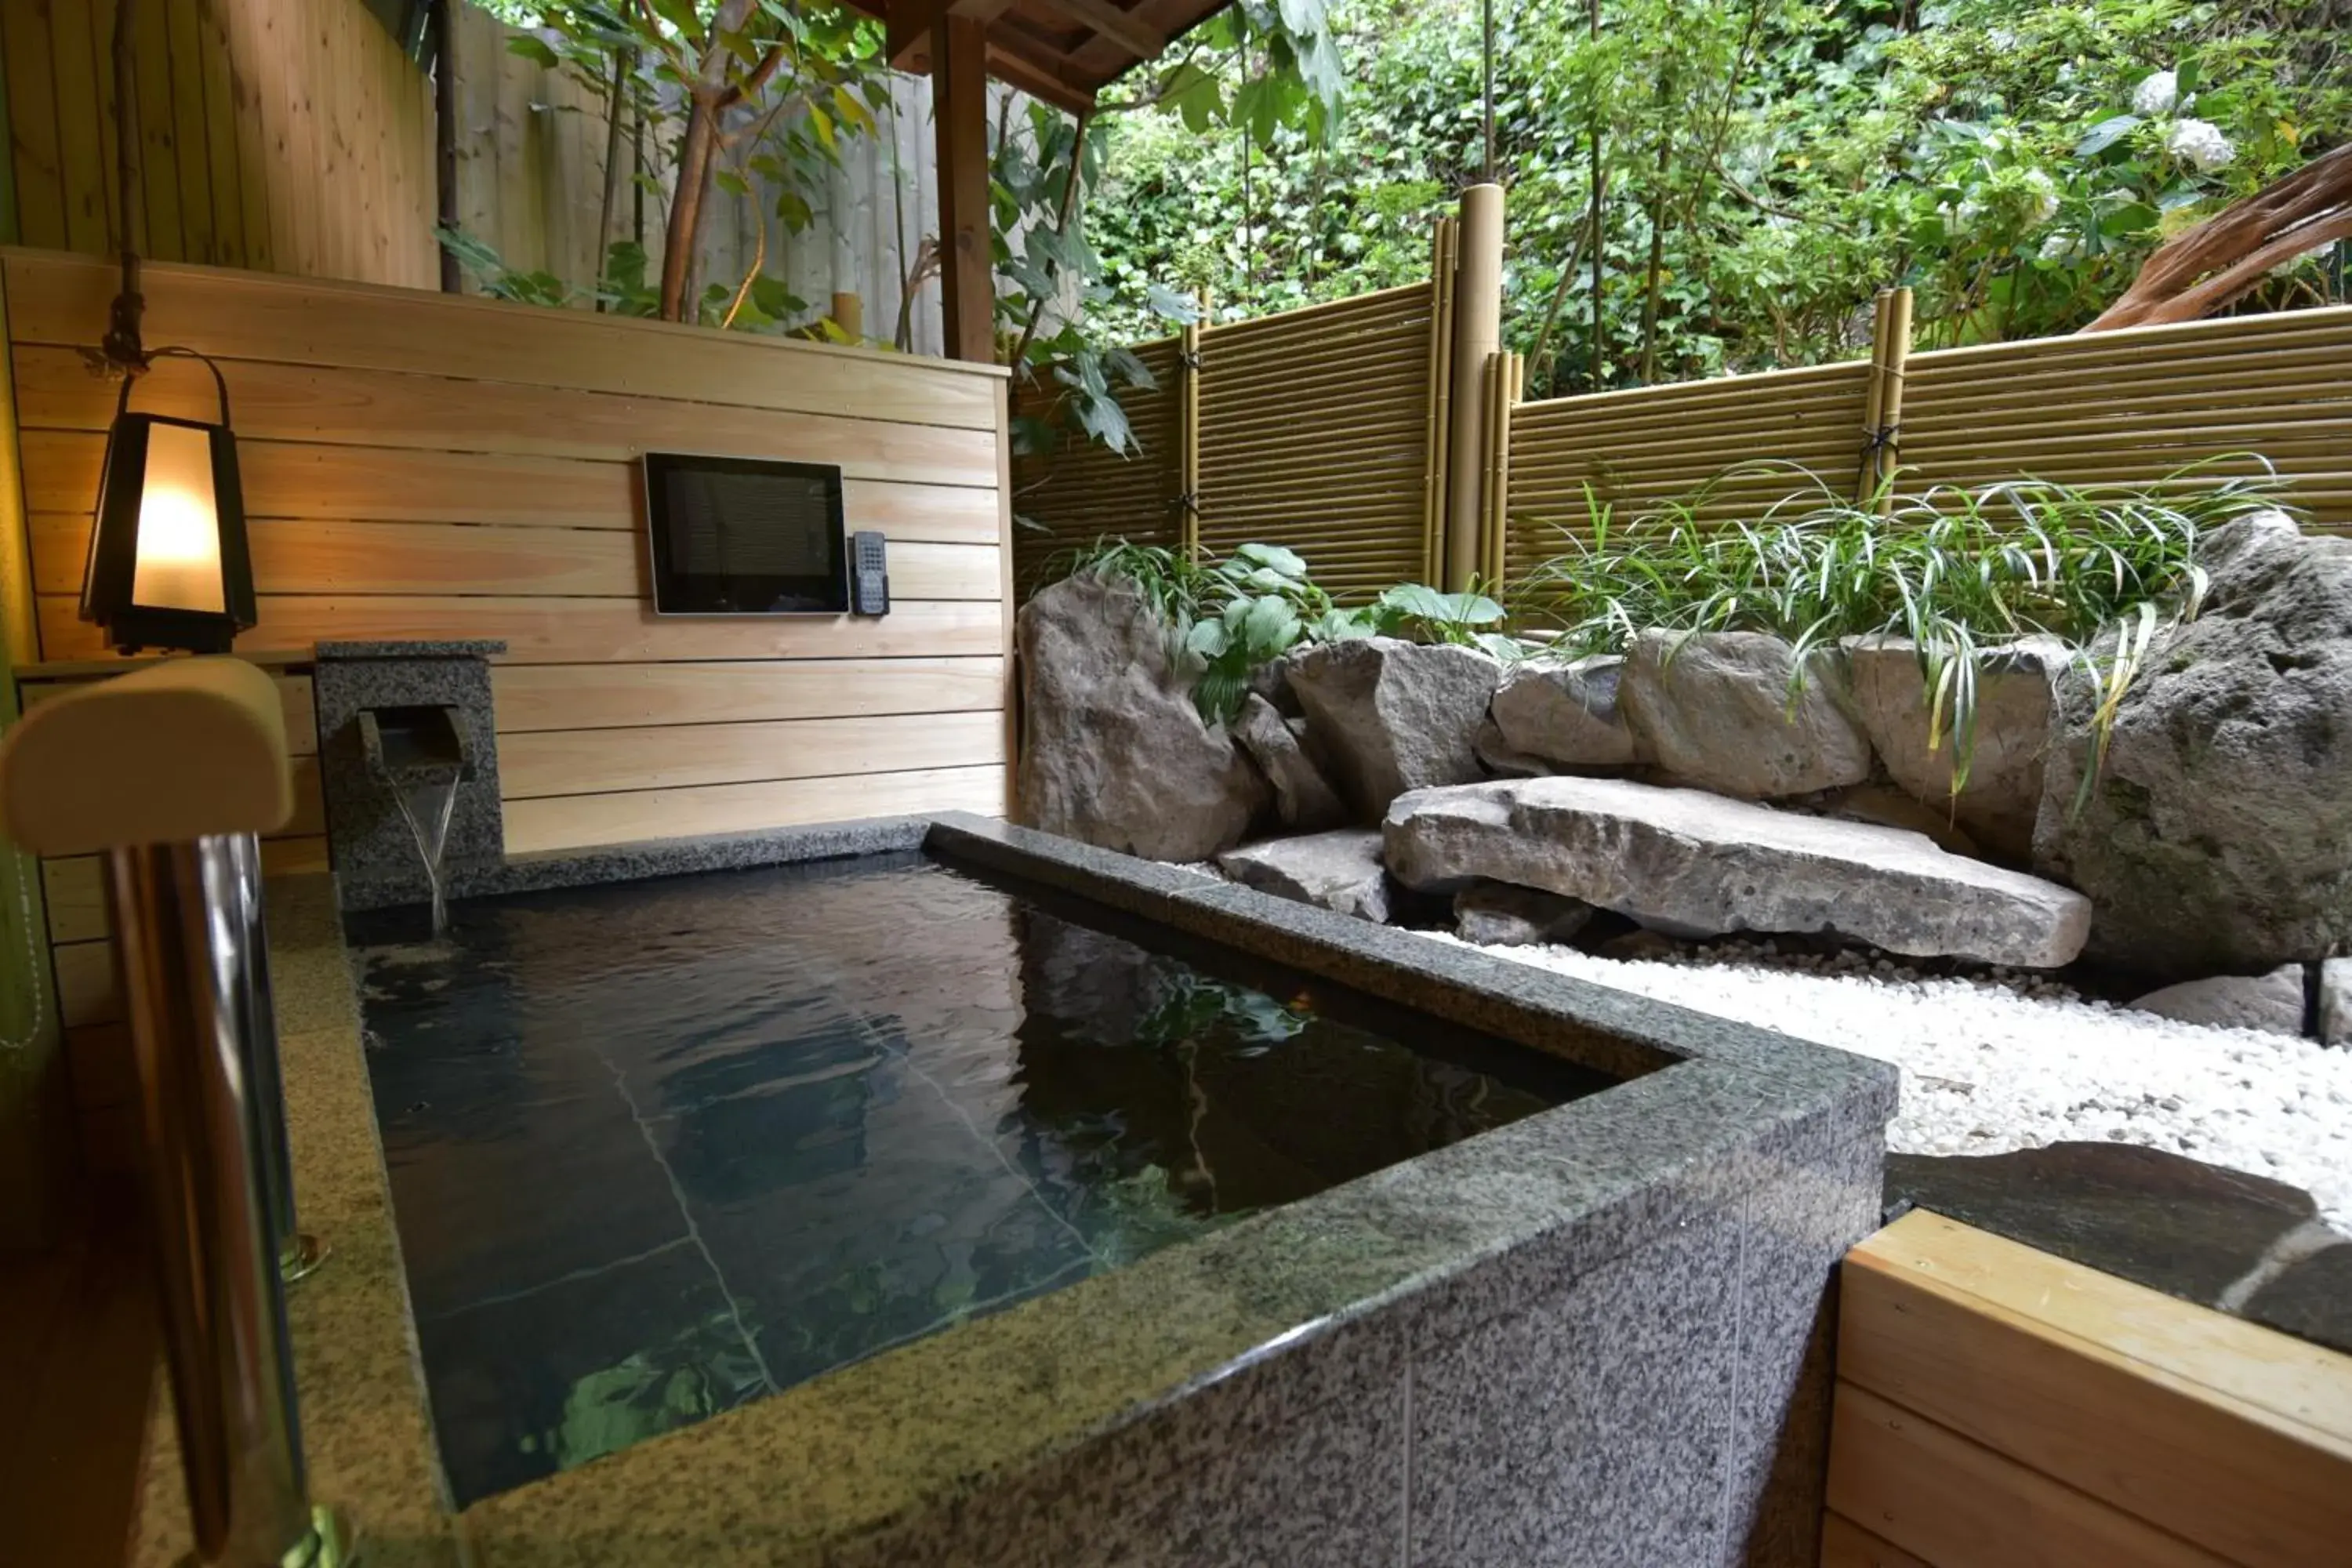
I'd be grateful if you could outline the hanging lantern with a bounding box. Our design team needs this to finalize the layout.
[80,354,256,655]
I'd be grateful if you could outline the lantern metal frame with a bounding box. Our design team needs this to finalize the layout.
[80,348,256,655]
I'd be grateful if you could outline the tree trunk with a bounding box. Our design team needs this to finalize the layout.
[1587,0,1605,390]
[1638,71,1672,383]
[593,49,630,309]
[657,0,757,323]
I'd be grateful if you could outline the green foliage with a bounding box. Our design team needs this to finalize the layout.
[1088,0,2350,390]
[1517,461,2288,790]
[1047,538,1516,721]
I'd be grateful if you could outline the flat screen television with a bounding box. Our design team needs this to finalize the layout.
[643,452,848,615]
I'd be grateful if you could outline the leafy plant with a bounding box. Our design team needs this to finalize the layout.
[1047,539,1519,722]
[1517,459,2288,794]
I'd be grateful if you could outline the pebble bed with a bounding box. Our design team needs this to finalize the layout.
[1426,933,2352,1233]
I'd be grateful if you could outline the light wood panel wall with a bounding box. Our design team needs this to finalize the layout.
[1506,303,2352,582]
[2,0,436,287]
[3,249,1014,864]
[1823,1211,2352,1568]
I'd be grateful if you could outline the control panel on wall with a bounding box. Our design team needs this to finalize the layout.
[644,452,886,616]
[850,531,890,616]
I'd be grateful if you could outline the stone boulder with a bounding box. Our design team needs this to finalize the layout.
[1848,634,2064,866]
[2035,512,2352,973]
[1284,638,1503,819]
[1486,655,1644,770]
[2129,966,2307,1037]
[1016,575,1268,862]
[1385,776,2092,968]
[2320,958,2352,1047]
[1232,694,1347,832]
[1217,829,1390,922]
[1453,882,1593,947]
[1618,630,1873,799]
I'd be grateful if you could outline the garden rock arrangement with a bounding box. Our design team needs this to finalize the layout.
[1014,512,2352,1029]
[1385,777,2091,968]
[1016,576,1266,862]
[2036,513,2352,975]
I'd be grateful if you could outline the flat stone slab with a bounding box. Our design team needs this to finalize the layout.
[1216,828,1391,922]
[1385,776,2092,968]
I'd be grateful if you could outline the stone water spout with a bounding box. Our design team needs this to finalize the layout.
[358,704,474,936]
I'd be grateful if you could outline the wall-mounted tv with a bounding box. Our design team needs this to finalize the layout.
[643,452,848,615]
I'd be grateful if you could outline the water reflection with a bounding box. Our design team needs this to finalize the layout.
[352,852,1607,1504]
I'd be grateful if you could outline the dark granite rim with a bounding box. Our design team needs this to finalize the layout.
[354,811,1896,1551]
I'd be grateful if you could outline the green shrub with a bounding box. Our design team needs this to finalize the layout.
[1044,539,1522,723]
[1516,460,2288,793]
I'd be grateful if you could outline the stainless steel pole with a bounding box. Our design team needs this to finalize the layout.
[219,833,323,1280]
[111,837,325,1565]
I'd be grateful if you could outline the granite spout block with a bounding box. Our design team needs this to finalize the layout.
[314,640,506,912]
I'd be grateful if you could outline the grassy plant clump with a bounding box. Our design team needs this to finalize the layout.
[1516,461,2288,792]
[1044,539,1518,723]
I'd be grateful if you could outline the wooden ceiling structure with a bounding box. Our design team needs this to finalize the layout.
[874,0,1234,115]
[862,0,1236,361]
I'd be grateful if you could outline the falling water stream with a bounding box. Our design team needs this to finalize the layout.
[389,779,460,938]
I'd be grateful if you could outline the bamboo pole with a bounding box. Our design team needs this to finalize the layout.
[1181,286,1206,556]
[1480,350,1520,587]
[1425,216,1459,586]
[1874,286,1915,510]
[1856,289,1892,506]
[1446,186,1504,591]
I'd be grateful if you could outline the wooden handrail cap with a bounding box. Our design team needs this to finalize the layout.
[0,657,294,856]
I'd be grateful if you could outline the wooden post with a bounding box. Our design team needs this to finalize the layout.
[830,291,864,339]
[1446,183,1504,591]
[932,16,993,364]
[1855,289,1891,507]
[433,0,460,292]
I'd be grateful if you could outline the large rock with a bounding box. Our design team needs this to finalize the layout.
[1849,634,2063,865]
[2129,966,2307,1037]
[2035,512,2352,972]
[1283,638,1503,818]
[1217,829,1390,922]
[2321,958,2352,1047]
[1487,655,1643,769]
[1618,630,1873,798]
[1385,776,2092,968]
[1232,693,1347,832]
[1016,575,1268,861]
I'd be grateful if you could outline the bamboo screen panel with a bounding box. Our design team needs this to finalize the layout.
[1010,336,1183,592]
[1197,283,1437,601]
[1504,303,2352,583]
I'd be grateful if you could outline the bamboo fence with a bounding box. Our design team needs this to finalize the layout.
[1013,280,1443,600]
[1504,300,2352,583]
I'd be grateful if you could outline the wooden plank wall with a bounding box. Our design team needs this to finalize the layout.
[3,248,1013,854]
[1824,1211,2352,1568]
[1504,303,2352,583]
[2,0,436,287]
[1009,282,1439,603]
[2,248,1011,1172]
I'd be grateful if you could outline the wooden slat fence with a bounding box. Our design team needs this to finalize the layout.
[448,5,946,352]
[1012,281,1442,602]
[1504,303,2352,582]
[1,0,436,287]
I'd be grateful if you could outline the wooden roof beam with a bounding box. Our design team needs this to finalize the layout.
[982,35,1099,115]
[885,0,1018,71]
[1025,0,1165,61]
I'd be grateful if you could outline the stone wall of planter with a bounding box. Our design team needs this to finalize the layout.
[1014,513,2352,1041]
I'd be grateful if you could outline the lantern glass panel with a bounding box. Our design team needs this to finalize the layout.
[127,419,226,615]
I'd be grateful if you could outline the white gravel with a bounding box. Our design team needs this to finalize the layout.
[1426,934,2352,1233]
